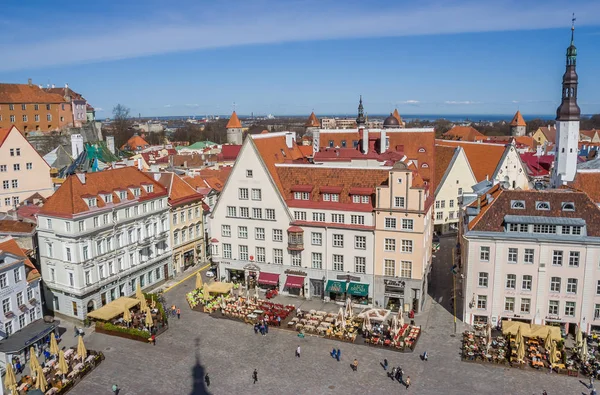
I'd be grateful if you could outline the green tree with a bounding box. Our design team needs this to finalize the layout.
[111,104,134,148]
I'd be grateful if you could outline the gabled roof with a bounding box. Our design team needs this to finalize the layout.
[121,134,149,151]
[0,83,67,103]
[218,145,242,161]
[436,140,505,182]
[148,172,204,206]
[0,220,36,235]
[226,111,242,129]
[571,172,600,203]
[467,189,600,236]
[536,126,557,143]
[510,111,526,127]
[433,145,459,193]
[0,238,40,282]
[442,126,485,141]
[297,145,313,157]
[520,152,553,177]
[305,112,320,127]
[44,87,85,101]
[40,167,167,218]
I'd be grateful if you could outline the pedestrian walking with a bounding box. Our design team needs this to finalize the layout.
[176,308,181,319]
[336,348,341,361]
[204,373,210,387]
[383,358,388,370]
[405,376,411,389]
[352,359,358,372]
[150,334,156,346]
[296,345,301,358]
[112,384,120,394]
[253,369,258,384]
[265,322,269,334]
[422,351,428,361]
[542,391,547,395]
[399,368,404,383]
[331,348,336,358]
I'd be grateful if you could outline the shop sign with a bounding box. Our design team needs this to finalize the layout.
[545,315,560,321]
[384,292,403,298]
[221,261,231,265]
[284,269,307,276]
[384,279,405,288]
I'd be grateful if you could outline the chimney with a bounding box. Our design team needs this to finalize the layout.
[106,135,115,154]
[284,132,295,149]
[76,173,86,184]
[71,134,84,157]
[65,83,69,89]
[361,128,368,154]
[137,158,143,170]
[312,130,320,156]
[28,78,32,86]
[169,155,174,168]
[380,130,387,154]
[51,84,55,88]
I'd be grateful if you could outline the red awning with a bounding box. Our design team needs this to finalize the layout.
[258,272,280,286]
[284,275,304,289]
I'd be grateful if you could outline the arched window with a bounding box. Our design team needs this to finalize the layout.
[422,163,429,168]
[511,201,525,209]
[418,148,426,153]
[562,202,575,211]
[535,201,550,210]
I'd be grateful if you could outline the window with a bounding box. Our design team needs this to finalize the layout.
[68,272,74,286]
[47,114,52,121]
[535,201,550,210]
[255,227,265,240]
[252,208,263,219]
[449,200,454,208]
[552,251,563,266]
[384,218,396,229]
[400,261,412,277]
[251,189,262,201]
[313,212,325,222]
[567,278,578,294]
[333,255,344,271]
[522,275,532,291]
[0,273,7,289]
[506,248,518,263]
[66,247,72,262]
[550,277,561,292]
[480,246,490,261]
[548,300,559,316]
[311,232,322,246]
[524,249,534,264]
[478,272,489,287]
[13,164,20,171]
[293,211,306,221]
[11,179,18,188]
[16,292,23,307]
[333,234,344,247]
[273,249,283,264]
[401,219,414,230]
[384,238,396,252]
[436,212,443,220]
[331,214,344,223]
[565,301,576,316]
[10,115,15,123]
[290,251,301,266]
[506,274,516,289]
[239,188,249,200]
[220,225,231,237]
[384,259,395,276]
[350,215,365,225]
[2,180,8,190]
[597,280,600,295]
[27,287,34,301]
[355,236,366,249]
[311,253,322,269]
[273,229,283,242]
[238,226,248,239]
[477,295,487,309]
[180,211,185,222]
[354,256,366,273]
[265,209,276,220]
[596,304,600,320]
[173,231,179,245]
[246,169,253,178]
[569,251,580,267]
[505,297,515,312]
[394,197,405,208]
[227,206,237,217]
[295,192,310,200]
[240,207,249,218]
[511,200,525,209]
[401,239,413,253]
[18,314,25,329]
[1,298,10,314]
[533,224,556,234]
[256,247,266,263]
[46,242,54,258]
[508,223,518,232]
[0,165,5,172]
[520,298,531,313]
[239,245,248,260]
[435,201,440,209]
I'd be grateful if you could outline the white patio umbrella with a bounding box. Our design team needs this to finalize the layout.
[337,307,344,323]
[345,297,353,318]
[255,285,260,299]
[399,312,405,328]
[576,325,583,348]
[486,323,493,352]
[581,338,589,362]
[364,314,371,332]
[391,314,398,335]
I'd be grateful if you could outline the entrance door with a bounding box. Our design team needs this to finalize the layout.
[87,300,95,313]
[163,264,169,280]
[310,279,324,298]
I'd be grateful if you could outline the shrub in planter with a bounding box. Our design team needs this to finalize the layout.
[96,321,150,339]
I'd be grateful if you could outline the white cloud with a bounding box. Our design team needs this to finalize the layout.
[512,100,519,103]
[1,1,599,71]
[95,107,104,112]
[164,104,173,108]
[400,100,420,104]
[444,100,481,105]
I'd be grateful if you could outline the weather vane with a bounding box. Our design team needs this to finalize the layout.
[572,13,576,29]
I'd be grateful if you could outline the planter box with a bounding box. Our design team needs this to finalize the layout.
[95,324,150,343]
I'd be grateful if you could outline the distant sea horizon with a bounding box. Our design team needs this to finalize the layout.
[137,113,571,123]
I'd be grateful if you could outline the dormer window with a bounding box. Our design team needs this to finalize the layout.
[323,193,339,202]
[87,198,97,207]
[143,184,154,193]
[562,202,575,211]
[294,192,310,200]
[119,191,127,201]
[280,149,286,157]
[131,187,141,197]
[418,148,426,153]
[352,195,369,204]
[511,200,525,209]
[103,194,113,204]
[535,201,550,211]
[422,163,429,168]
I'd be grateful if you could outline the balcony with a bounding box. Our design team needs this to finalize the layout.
[287,227,304,251]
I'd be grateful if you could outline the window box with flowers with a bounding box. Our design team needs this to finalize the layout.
[4,311,14,319]
[19,304,28,312]
[29,298,38,305]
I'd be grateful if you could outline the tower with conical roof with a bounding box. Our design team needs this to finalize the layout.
[552,16,581,187]
[305,112,320,132]
[226,111,243,144]
[509,110,526,137]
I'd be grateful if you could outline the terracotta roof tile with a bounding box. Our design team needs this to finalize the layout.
[305,112,320,127]
[0,238,40,282]
[149,172,203,206]
[392,109,402,123]
[442,126,485,141]
[297,145,313,157]
[538,126,557,143]
[44,87,85,101]
[226,111,242,128]
[436,140,505,182]
[40,167,167,217]
[571,172,600,203]
[468,188,600,236]
[0,128,11,145]
[433,145,458,192]
[0,220,36,234]
[0,83,67,103]
[510,111,526,127]
[121,134,150,151]
[218,145,242,161]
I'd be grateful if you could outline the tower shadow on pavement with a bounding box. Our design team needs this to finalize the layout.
[190,338,210,395]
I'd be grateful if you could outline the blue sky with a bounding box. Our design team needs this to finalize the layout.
[1,0,599,118]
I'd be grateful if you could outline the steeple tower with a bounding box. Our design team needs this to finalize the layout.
[552,15,581,187]
[356,96,366,127]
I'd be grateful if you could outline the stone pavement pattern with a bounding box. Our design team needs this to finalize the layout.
[67,239,587,395]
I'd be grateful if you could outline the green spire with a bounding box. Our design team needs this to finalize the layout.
[567,14,577,65]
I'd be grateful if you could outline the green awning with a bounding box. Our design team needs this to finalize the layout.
[325,280,347,294]
[347,282,369,297]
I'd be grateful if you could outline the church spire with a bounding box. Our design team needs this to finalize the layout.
[356,95,366,126]
[556,14,580,121]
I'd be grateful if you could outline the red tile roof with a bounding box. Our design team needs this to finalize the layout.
[571,172,600,203]
[297,145,313,157]
[436,140,505,182]
[40,167,167,217]
[305,112,320,127]
[482,135,537,149]
[150,172,204,206]
[510,111,526,127]
[468,188,600,236]
[44,87,85,101]
[218,145,242,161]
[0,128,11,145]
[0,83,67,103]
[0,238,40,282]
[0,220,36,235]
[442,126,485,141]
[520,153,553,177]
[121,134,149,151]
[433,145,458,192]
[537,126,557,143]
[226,111,242,128]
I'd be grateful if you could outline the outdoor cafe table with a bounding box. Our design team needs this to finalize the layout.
[247,314,257,319]
[253,310,264,315]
